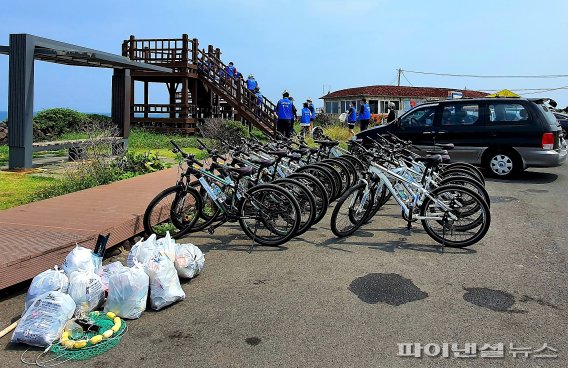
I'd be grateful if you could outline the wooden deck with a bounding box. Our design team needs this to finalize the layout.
[0,168,178,289]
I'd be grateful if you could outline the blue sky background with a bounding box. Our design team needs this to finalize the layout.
[1,0,567,112]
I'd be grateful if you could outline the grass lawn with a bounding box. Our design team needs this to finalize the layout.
[0,171,57,210]
[0,124,354,210]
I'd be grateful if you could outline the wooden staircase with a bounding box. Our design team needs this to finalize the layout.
[122,35,275,135]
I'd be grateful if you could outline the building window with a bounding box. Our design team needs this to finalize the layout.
[325,101,332,114]
[341,101,346,113]
[331,101,339,114]
[369,100,379,114]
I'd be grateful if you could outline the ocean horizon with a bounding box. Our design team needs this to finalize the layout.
[0,111,111,122]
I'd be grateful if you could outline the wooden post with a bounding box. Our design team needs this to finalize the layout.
[111,68,131,139]
[128,35,135,59]
[181,34,188,64]
[143,81,149,119]
[192,38,198,64]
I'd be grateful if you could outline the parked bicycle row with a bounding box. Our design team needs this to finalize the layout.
[143,132,491,249]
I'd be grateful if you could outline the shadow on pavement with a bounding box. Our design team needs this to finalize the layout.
[486,170,559,184]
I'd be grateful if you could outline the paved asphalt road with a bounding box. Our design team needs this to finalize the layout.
[1,166,567,367]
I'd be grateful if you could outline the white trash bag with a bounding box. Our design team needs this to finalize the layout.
[127,234,158,268]
[62,245,99,276]
[155,232,176,263]
[146,255,185,310]
[104,262,149,319]
[12,291,76,348]
[67,270,105,315]
[24,267,69,312]
[99,261,127,293]
[174,243,205,279]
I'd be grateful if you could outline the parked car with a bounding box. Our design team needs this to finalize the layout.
[356,97,567,179]
[553,112,568,138]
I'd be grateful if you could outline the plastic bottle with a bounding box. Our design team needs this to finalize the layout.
[212,184,226,202]
[394,183,408,201]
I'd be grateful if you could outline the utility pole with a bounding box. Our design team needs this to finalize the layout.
[397,68,402,86]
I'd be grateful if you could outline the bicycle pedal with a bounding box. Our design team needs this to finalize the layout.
[207,226,215,235]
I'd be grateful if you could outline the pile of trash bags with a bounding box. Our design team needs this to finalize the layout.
[12,232,204,348]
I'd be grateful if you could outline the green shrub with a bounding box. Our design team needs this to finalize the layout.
[199,118,249,147]
[112,151,166,176]
[314,113,336,127]
[33,108,88,137]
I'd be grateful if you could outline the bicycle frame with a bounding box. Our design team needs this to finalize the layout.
[368,162,457,221]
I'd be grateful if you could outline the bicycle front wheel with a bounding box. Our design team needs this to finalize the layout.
[330,183,373,237]
[143,185,202,239]
[238,184,301,246]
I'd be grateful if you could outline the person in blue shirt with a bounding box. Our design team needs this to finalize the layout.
[254,87,263,117]
[246,75,258,91]
[300,103,312,137]
[274,90,294,137]
[347,101,357,138]
[358,98,371,131]
[307,98,316,132]
[225,62,236,78]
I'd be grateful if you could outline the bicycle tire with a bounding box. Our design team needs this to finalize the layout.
[420,184,491,248]
[273,178,317,236]
[287,173,329,224]
[143,185,203,239]
[238,183,301,246]
[330,183,373,237]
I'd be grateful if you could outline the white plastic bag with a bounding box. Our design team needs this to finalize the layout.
[24,267,69,312]
[67,270,105,315]
[127,234,158,268]
[12,291,76,348]
[146,255,185,310]
[104,263,149,319]
[62,245,98,276]
[174,243,205,279]
[155,232,176,263]
[99,261,127,293]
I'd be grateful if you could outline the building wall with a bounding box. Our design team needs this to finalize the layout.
[324,95,433,114]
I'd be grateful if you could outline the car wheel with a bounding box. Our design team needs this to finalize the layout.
[484,149,522,179]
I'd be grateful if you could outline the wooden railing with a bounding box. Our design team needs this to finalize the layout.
[122,35,200,65]
[196,49,275,133]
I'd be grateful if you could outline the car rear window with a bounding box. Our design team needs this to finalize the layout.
[535,103,561,131]
[488,103,529,123]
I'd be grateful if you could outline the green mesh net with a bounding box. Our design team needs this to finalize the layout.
[48,312,127,361]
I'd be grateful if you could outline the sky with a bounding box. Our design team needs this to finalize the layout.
[1,0,568,112]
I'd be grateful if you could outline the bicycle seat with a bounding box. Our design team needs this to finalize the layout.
[434,143,454,150]
[250,158,276,168]
[315,140,339,147]
[441,154,451,164]
[426,150,448,155]
[226,166,254,177]
[291,148,310,155]
[415,155,442,167]
[286,153,302,161]
[266,149,289,158]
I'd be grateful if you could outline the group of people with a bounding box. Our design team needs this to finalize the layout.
[345,99,397,138]
[274,90,316,138]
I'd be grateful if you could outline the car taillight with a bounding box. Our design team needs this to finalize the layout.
[542,133,554,150]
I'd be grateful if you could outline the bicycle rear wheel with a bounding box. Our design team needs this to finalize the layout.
[287,172,329,224]
[420,185,491,247]
[238,184,301,246]
[273,178,317,236]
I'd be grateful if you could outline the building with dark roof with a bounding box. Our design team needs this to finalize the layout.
[321,85,486,115]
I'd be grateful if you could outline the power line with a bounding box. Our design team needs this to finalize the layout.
[401,71,414,86]
[403,69,568,79]
[520,85,568,95]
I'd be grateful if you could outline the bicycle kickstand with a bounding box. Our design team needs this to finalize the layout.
[247,212,260,254]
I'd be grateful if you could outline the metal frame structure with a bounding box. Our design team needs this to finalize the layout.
[0,34,172,169]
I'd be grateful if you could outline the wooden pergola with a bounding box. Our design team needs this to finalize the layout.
[0,34,172,169]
